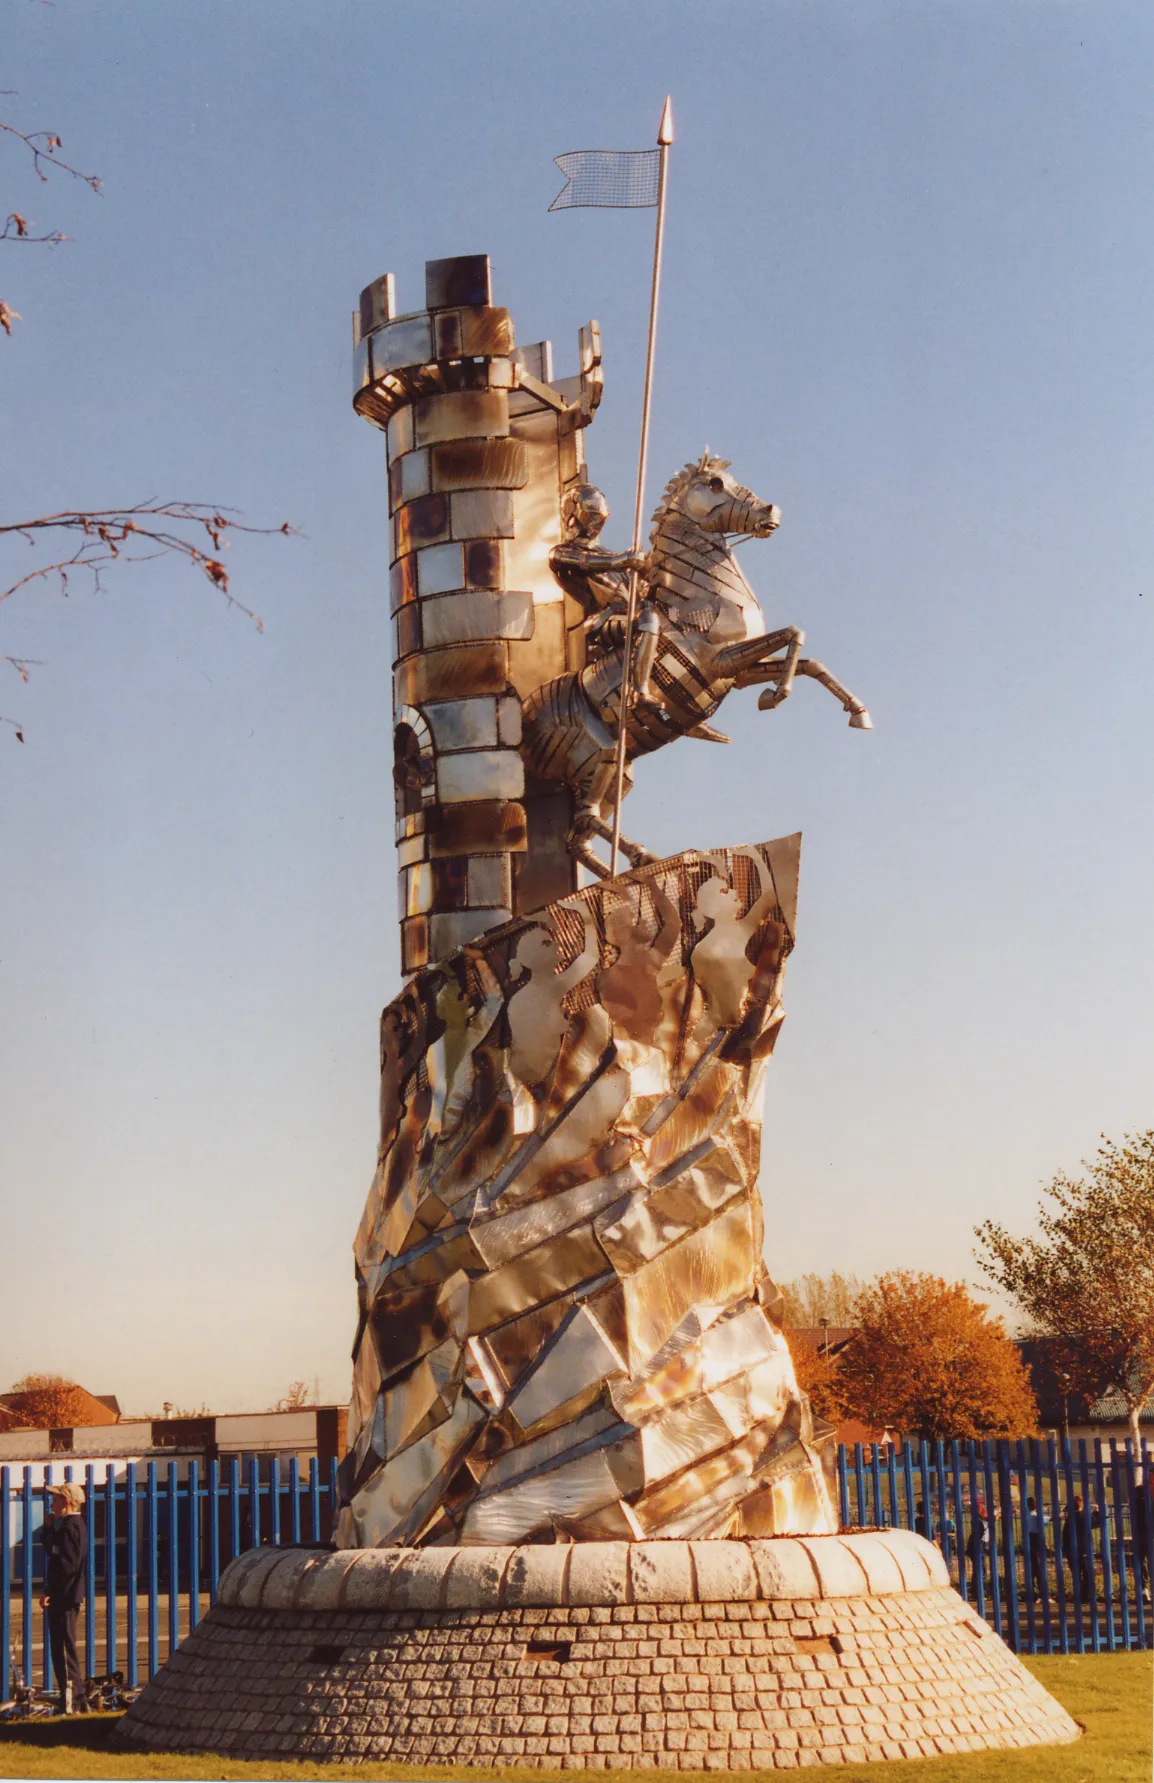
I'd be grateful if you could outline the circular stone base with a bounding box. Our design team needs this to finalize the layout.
[118,1534,1078,1769]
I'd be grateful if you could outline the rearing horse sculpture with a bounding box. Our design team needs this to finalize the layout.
[523,453,872,877]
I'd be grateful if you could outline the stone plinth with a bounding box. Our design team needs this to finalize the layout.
[117,1533,1078,1768]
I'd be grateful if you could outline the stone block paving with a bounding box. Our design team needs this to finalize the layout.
[119,1589,1079,1768]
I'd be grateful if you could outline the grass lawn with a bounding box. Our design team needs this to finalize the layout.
[0,1654,1148,1783]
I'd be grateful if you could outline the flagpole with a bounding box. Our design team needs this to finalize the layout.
[609,96,673,878]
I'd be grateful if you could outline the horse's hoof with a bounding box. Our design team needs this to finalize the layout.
[849,709,873,730]
[757,687,783,711]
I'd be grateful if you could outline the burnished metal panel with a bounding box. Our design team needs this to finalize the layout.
[395,644,509,707]
[425,254,492,312]
[450,489,515,541]
[431,438,529,493]
[371,315,434,379]
[358,272,397,340]
[340,840,838,1549]
[415,541,464,598]
[436,748,525,804]
[395,448,431,504]
[424,696,499,752]
[412,390,508,448]
[467,855,512,911]
[353,337,371,396]
[396,496,451,561]
[386,407,414,460]
[427,798,527,856]
[421,590,534,649]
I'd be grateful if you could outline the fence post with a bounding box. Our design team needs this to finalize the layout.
[836,1448,849,1530]
[1060,1436,1086,1654]
[1108,1441,1132,1650]
[208,1460,220,1603]
[269,1457,281,1548]
[1,1466,10,1703]
[870,1444,884,1527]
[42,1465,54,1691]
[1046,1439,1069,1654]
[248,1456,261,1548]
[104,1465,117,1678]
[901,1441,915,1532]
[328,1457,339,1541]
[1014,1441,1036,1655]
[1092,1441,1115,1652]
[852,1444,865,1529]
[1122,1442,1148,1651]
[189,1461,201,1633]
[145,1461,159,1680]
[982,1441,1001,1637]
[995,1443,1018,1651]
[167,1461,180,1658]
[288,1462,303,1547]
[308,1458,321,1542]
[227,1458,240,1562]
[84,1463,96,1679]
[125,1462,138,1689]
[1076,1441,1100,1653]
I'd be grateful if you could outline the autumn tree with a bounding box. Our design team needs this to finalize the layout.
[976,1131,1154,1450]
[1,1373,97,1430]
[790,1339,846,1427]
[835,1272,1038,1441]
[779,1271,862,1327]
[2,86,290,737]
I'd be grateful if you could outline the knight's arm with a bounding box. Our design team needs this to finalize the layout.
[549,542,645,613]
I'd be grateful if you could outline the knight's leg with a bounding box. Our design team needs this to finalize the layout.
[581,811,654,868]
[790,658,873,728]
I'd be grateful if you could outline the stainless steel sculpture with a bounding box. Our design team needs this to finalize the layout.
[528,457,872,877]
[341,252,870,1547]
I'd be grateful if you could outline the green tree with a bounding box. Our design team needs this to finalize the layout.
[836,1272,1038,1441]
[976,1131,1154,1450]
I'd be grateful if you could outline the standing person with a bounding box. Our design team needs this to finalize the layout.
[968,1495,990,1599]
[1023,1495,1049,1598]
[39,1483,87,1713]
[1061,1493,1095,1607]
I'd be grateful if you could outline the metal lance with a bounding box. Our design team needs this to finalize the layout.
[609,95,673,877]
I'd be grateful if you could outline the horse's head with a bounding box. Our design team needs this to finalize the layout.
[661,453,781,539]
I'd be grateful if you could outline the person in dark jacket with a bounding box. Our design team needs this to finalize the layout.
[39,1483,87,1712]
[1060,1493,1096,1606]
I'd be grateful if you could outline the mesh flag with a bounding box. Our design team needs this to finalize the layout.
[549,148,661,211]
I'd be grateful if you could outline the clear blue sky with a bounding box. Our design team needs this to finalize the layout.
[2,2,1151,1414]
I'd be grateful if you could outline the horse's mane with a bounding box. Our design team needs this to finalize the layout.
[650,451,732,540]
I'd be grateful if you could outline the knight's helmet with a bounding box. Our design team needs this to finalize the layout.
[353,254,603,973]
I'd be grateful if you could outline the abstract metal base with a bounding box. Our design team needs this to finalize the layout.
[117,1535,1080,1768]
[341,839,838,1549]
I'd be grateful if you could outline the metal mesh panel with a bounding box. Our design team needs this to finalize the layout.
[549,149,661,211]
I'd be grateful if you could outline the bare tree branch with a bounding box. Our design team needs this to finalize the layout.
[1,504,297,624]
[0,117,101,193]
[2,105,101,334]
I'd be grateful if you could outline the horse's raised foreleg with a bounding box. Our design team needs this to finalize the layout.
[770,658,872,728]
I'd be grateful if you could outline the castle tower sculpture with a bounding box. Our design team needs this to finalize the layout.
[353,252,603,971]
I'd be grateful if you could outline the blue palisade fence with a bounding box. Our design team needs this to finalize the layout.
[2,1438,1151,1699]
[1,1456,339,1699]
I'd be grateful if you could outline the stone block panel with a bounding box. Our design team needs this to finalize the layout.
[117,1581,1080,1769]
